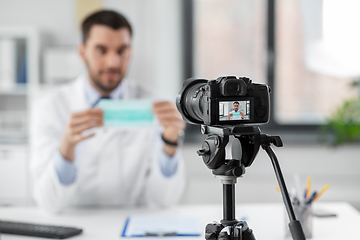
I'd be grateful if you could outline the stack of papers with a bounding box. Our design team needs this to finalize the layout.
[121,215,201,237]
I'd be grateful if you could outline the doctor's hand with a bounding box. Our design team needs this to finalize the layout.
[60,109,104,162]
[153,101,185,157]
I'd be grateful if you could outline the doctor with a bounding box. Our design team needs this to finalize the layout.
[227,102,244,120]
[30,10,186,213]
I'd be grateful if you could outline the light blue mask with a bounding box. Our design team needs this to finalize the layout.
[98,99,154,128]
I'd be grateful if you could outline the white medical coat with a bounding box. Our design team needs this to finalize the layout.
[30,76,186,213]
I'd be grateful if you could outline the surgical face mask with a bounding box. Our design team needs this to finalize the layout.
[98,99,154,128]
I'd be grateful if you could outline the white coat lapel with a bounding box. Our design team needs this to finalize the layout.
[67,75,91,113]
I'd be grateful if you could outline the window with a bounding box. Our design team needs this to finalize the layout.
[193,0,267,83]
[185,0,360,132]
[275,0,359,124]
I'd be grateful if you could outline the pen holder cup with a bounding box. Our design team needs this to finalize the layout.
[285,204,313,239]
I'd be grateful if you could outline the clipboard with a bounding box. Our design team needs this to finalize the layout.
[121,215,201,237]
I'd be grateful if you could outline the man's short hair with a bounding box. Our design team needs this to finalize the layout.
[233,101,239,105]
[81,10,132,43]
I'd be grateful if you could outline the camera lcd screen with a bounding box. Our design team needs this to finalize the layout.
[219,101,250,121]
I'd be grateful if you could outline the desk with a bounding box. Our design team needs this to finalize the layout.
[0,202,358,239]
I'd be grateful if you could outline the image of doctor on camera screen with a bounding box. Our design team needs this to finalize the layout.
[219,101,250,121]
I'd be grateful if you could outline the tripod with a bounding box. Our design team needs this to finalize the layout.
[197,125,305,240]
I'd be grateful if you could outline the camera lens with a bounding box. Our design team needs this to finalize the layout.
[176,79,208,124]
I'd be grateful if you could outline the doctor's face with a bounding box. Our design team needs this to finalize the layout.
[79,24,132,93]
[233,103,239,111]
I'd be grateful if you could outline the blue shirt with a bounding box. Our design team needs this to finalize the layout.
[55,77,178,185]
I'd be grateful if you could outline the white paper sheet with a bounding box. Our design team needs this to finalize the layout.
[122,215,201,237]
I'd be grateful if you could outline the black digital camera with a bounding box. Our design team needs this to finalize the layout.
[176,76,271,126]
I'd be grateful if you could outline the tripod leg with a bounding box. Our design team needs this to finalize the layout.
[234,221,256,240]
[205,223,223,240]
[234,225,242,240]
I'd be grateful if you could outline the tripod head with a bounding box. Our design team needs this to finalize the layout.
[197,125,281,176]
[196,125,305,240]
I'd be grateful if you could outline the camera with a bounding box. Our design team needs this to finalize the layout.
[176,76,307,240]
[176,76,271,126]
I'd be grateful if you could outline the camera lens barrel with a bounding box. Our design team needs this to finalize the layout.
[184,84,205,121]
[176,78,207,124]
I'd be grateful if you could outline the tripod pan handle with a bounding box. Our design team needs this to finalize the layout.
[289,220,306,240]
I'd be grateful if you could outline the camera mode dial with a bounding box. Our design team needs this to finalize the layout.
[255,106,267,118]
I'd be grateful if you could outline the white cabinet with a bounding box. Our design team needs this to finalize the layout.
[0,145,29,204]
[0,26,39,205]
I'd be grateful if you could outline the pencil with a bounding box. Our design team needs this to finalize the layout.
[312,184,330,202]
[306,191,317,204]
[306,177,311,200]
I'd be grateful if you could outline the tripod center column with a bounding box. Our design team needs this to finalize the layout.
[223,183,236,221]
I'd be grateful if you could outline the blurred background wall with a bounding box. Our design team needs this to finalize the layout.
[0,0,359,210]
[0,0,183,97]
